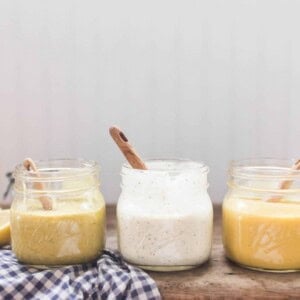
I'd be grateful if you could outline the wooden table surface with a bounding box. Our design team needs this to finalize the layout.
[106,205,300,299]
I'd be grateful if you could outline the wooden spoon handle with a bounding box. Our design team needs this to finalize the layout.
[279,159,300,189]
[267,159,300,202]
[109,126,147,170]
[23,158,53,210]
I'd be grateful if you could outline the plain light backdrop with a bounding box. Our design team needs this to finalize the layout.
[1,0,300,203]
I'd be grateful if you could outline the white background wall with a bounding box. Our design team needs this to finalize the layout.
[1,0,300,203]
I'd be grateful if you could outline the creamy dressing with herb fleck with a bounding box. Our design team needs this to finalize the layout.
[117,160,213,271]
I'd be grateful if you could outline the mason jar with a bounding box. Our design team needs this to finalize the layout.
[117,159,213,271]
[223,158,300,272]
[11,159,106,266]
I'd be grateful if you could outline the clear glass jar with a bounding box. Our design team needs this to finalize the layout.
[11,159,106,267]
[223,159,300,272]
[117,159,213,271]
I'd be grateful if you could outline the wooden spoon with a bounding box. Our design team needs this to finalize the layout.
[109,126,147,170]
[23,158,53,210]
[267,159,300,202]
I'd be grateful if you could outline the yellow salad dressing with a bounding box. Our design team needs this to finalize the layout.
[223,197,300,271]
[11,199,105,266]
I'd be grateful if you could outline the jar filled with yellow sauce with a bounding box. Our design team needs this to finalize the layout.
[223,159,300,272]
[11,159,106,267]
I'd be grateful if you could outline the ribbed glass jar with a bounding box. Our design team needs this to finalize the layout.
[11,159,106,267]
[117,159,213,271]
[223,158,300,272]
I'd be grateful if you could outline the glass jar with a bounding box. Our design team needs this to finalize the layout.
[223,159,300,272]
[11,159,106,266]
[117,159,213,271]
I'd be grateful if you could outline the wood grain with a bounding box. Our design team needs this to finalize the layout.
[106,205,300,299]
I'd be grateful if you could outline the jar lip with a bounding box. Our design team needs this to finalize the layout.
[122,158,209,174]
[14,158,99,182]
[229,158,300,179]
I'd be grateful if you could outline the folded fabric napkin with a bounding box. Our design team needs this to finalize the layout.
[0,247,161,300]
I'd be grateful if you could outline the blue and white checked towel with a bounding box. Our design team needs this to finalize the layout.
[0,247,161,300]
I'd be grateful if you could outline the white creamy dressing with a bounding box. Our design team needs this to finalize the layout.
[117,160,213,269]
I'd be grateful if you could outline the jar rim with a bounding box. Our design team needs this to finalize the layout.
[14,158,99,182]
[229,158,300,180]
[122,158,209,175]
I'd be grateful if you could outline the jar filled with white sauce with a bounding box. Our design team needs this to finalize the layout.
[117,159,213,271]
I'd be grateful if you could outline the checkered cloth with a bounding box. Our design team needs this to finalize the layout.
[0,247,161,300]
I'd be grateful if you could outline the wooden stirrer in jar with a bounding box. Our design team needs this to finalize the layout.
[23,158,53,210]
[267,159,300,202]
[109,126,147,170]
